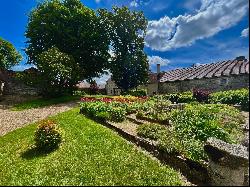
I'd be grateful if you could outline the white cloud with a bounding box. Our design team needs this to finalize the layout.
[241,27,249,37]
[130,0,152,8]
[95,0,101,3]
[93,71,112,86]
[145,0,249,51]
[130,0,139,7]
[148,56,170,66]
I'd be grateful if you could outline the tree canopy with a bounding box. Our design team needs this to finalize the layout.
[98,6,149,92]
[25,0,110,91]
[0,37,22,69]
[37,47,74,96]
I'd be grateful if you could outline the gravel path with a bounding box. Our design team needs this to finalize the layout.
[0,101,79,136]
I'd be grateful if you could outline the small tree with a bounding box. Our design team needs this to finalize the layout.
[0,37,22,70]
[37,47,74,97]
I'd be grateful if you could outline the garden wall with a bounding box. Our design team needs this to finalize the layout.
[159,74,249,94]
[204,137,249,186]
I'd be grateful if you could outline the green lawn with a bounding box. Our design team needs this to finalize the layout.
[11,95,80,111]
[0,108,184,186]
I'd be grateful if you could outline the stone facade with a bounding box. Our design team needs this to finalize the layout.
[159,74,249,94]
[105,78,122,96]
[147,83,158,95]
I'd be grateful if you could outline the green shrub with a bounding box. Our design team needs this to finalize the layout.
[80,101,126,122]
[137,123,168,140]
[109,107,126,122]
[162,92,196,103]
[34,120,62,151]
[124,89,147,96]
[209,88,249,111]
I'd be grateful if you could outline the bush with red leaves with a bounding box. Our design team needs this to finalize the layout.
[192,88,211,103]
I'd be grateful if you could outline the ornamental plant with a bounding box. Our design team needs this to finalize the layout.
[192,88,211,103]
[34,120,62,151]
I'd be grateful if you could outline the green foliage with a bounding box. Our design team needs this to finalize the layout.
[157,131,183,155]
[80,101,126,122]
[180,138,207,162]
[137,123,168,141]
[0,37,22,69]
[98,6,149,91]
[171,104,243,143]
[34,120,62,151]
[157,103,244,163]
[109,107,126,122]
[161,92,196,103]
[37,47,74,96]
[124,89,147,96]
[209,88,249,111]
[14,70,41,87]
[25,0,110,92]
[73,90,87,96]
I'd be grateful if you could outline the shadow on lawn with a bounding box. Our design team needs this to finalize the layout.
[21,146,57,160]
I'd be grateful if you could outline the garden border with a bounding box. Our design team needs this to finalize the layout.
[80,111,211,186]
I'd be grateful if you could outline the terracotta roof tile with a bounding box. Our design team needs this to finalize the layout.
[160,58,249,83]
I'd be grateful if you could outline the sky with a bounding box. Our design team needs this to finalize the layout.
[0,0,249,85]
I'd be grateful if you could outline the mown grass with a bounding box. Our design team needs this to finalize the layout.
[11,95,80,111]
[0,108,184,186]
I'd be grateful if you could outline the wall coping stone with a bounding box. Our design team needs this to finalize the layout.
[204,137,249,168]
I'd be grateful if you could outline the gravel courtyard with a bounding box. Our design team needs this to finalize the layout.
[0,101,78,136]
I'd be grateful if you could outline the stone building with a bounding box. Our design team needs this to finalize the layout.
[156,56,249,94]
[147,64,161,96]
[105,77,122,96]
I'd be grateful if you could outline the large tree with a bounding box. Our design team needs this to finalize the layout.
[25,0,110,92]
[0,37,22,70]
[98,6,149,92]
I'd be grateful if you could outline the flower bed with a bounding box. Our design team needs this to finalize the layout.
[80,96,149,122]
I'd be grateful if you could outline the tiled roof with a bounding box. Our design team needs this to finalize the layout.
[160,58,249,83]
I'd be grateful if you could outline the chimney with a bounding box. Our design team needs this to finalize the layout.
[157,64,160,74]
[235,56,246,61]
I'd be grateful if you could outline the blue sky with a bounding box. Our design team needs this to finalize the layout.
[0,0,249,84]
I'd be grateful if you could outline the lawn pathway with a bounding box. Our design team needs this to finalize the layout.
[0,101,78,136]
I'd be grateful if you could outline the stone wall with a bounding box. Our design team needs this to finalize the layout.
[3,79,40,96]
[204,137,249,186]
[159,74,249,94]
[147,83,158,96]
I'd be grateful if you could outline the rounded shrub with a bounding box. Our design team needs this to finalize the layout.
[109,107,126,122]
[34,120,62,151]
